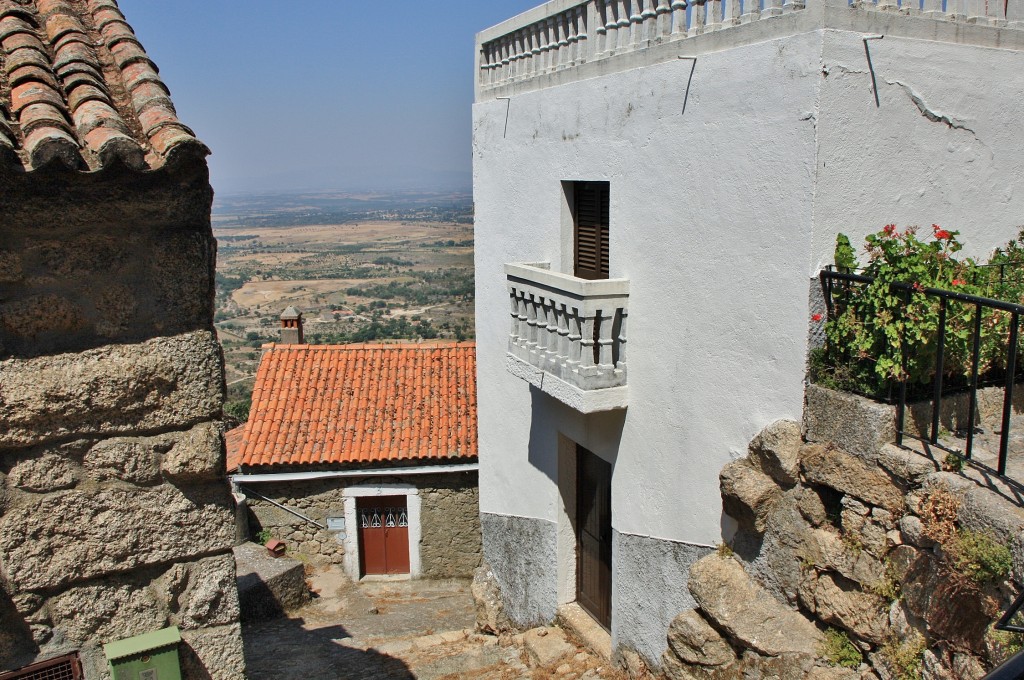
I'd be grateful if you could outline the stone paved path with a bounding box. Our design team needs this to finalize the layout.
[242,565,629,680]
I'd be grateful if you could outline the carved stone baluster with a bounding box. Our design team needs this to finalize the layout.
[782,0,804,13]
[579,315,597,375]
[535,297,550,361]
[566,9,577,65]
[525,293,539,353]
[617,0,632,51]
[689,0,707,35]
[724,0,741,25]
[899,0,920,15]
[763,0,783,17]
[556,304,570,373]
[594,0,609,55]
[655,0,673,38]
[948,0,968,20]
[706,0,721,30]
[1007,0,1024,26]
[595,310,614,369]
[546,301,560,369]
[615,308,628,371]
[740,0,761,22]
[671,0,689,36]
[965,0,988,22]
[567,309,583,374]
[509,288,520,346]
[605,0,620,52]
[576,5,590,63]
[530,23,543,76]
[546,17,560,70]
[876,0,898,13]
[629,0,644,48]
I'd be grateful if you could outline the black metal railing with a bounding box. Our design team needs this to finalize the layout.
[819,267,1024,479]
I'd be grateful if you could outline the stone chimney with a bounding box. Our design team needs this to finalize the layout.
[280,306,304,344]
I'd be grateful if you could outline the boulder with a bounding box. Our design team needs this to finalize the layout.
[720,462,782,534]
[472,562,513,634]
[797,571,889,644]
[523,626,574,666]
[688,554,823,657]
[665,610,736,667]
[801,444,903,512]
[875,444,937,486]
[749,420,803,486]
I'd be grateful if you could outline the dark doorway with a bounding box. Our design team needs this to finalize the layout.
[357,495,410,576]
[576,445,612,629]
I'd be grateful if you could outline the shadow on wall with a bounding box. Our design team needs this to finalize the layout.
[241,617,415,679]
[0,587,37,670]
[526,385,626,484]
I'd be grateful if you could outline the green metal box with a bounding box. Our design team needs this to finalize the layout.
[103,626,183,680]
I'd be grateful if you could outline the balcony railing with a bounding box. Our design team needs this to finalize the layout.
[476,0,1024,96]
[506,262,628,411]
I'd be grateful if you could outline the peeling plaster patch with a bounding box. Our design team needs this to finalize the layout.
[886,79,976,136]
[821,64,868,77]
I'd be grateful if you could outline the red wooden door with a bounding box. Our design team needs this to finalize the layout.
[357,496,410,576]
[577,445,612,629]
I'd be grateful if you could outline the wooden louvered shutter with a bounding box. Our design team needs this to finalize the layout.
[574,182,609,280]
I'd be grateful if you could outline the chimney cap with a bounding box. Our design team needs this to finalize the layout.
[281,306,302,320]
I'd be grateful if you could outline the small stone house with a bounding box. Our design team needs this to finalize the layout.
[0,0,242,677]
[230,326,481,581]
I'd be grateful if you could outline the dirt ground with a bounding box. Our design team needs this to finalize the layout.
[241,566,630,680]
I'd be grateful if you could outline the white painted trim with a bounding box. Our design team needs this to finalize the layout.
[341,483,422,580]
[231,462,478,484]
[506,353,629,413]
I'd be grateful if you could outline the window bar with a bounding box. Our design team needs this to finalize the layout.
[999,311,1019,476]
[930,297,947,444]
[965,302,983,459]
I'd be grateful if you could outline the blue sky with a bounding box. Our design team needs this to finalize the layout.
[117,1,539,195]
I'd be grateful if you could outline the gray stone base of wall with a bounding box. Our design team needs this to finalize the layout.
[481,512,557,627]
[613,531,712,669]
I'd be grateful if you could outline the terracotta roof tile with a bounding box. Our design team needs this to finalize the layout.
[0,0,206,172]
[237,342,478,469]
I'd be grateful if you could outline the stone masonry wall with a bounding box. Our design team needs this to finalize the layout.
[662,387,1024,679]
[245,471,481,578]
[0,163,244,679]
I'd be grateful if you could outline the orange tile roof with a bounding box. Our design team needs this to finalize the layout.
[0,0,207,172]
[225,425,244,473]
[237,342,477,468]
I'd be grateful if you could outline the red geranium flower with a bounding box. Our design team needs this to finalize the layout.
[952,279,965,286]
[935,230,952,240]
[913,282,925,292]
[883,224,897,236]
[812,313,823,322]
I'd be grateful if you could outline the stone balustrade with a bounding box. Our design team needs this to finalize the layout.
[506,263,628,404]
[477,0,1024,95]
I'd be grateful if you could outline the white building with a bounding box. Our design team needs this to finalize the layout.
[472,0,1024,668]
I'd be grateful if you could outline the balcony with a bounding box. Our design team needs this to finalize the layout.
[506,262,629,412]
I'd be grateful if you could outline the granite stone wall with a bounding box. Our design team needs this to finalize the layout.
[0,161,244,679]
[245,471,481,577]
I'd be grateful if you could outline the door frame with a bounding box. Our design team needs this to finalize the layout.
[342,483,421,580]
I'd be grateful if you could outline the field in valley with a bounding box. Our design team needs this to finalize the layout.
[213,192,474,417]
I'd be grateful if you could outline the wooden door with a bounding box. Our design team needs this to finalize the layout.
[576,445,612,629]
[357,496,410,576]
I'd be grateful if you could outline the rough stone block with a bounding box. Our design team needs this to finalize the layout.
[0,483,235,591]
[161,422,224,482]
[472,561,513,634]
[158,553,240,630]
[84,435,164,485]
[876,443,937,486]
[800,444,903,512]
[665,610,735,667]
[797,571,888,644]
[523,626,574,666]
[688,554,822,657]
[234,542,309,622]
[796,486,829,526]
[0,331,222,449]
[748,419,803,486]
[804,384,895,459]
[7,453,78,492]
[46,576,169,645]
[720,461,781,533]
[179,623,246,680]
